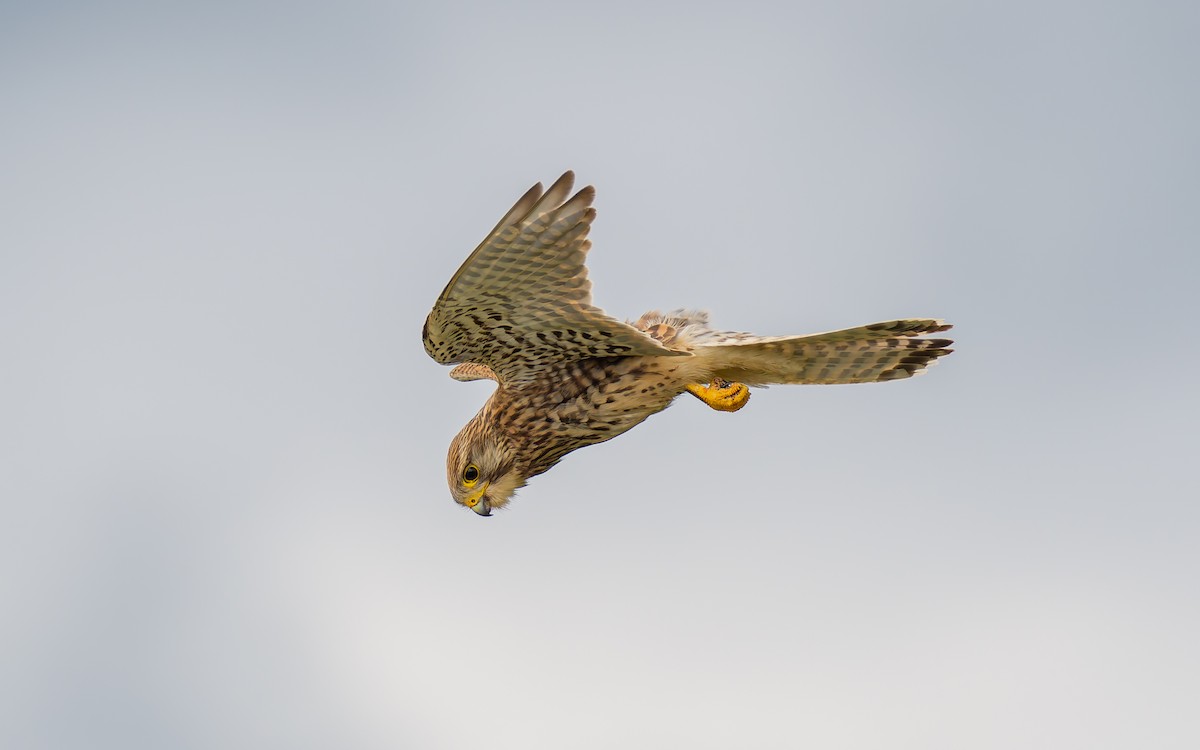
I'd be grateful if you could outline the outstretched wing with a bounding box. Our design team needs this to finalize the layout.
[423,172,680,385]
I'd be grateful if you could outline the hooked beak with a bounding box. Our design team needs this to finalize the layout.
[463,483,492,517]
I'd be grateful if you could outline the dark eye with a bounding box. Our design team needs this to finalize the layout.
[463,465,480,483]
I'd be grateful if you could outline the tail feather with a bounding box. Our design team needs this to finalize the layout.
[704,322,953,386]
[632,310,954,386]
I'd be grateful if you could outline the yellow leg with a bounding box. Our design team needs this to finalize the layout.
[685,378,750,412]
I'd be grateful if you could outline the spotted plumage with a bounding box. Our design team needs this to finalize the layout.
[424,172,953,515]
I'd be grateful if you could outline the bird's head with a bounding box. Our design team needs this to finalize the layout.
[446,425,526,517]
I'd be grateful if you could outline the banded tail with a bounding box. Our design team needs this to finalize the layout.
[635,310,953,387]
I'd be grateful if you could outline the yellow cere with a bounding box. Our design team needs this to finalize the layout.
[463,483,488,508]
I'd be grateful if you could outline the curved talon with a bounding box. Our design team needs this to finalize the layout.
[686,378,750,412]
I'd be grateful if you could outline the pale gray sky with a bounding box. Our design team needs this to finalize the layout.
[2,1,1198,748]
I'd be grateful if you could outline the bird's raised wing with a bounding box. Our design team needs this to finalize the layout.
[423,171,681,384]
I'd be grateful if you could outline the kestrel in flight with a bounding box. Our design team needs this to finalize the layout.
[423,172,953,516]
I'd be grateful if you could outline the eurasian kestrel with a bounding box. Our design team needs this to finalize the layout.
[423,172,953,516]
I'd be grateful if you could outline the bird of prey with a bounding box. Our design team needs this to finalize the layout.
[423,172,953,516]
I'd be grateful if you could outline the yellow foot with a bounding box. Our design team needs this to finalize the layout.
[686,378,750,412]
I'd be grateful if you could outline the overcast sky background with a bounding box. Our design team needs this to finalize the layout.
[2,1,1198,748]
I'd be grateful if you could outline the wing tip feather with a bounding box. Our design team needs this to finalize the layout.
[541,171,576,206]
